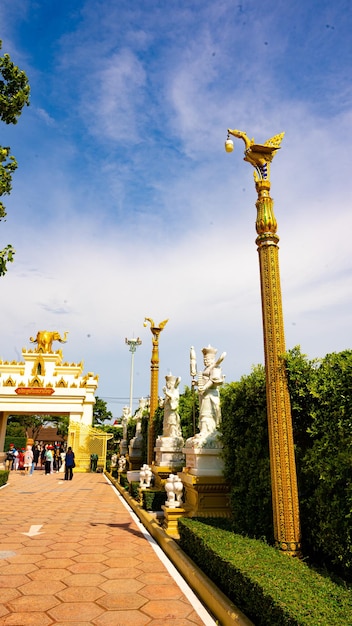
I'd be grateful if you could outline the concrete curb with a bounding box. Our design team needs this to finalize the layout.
[105,472,254,626]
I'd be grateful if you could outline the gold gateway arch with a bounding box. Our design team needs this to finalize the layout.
[0,332,112,471]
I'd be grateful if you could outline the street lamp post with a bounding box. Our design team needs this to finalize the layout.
[143,317,168,465]
[125,337,142,416]
[225,128,301,556]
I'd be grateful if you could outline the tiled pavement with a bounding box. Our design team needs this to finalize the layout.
[0,470,217,626]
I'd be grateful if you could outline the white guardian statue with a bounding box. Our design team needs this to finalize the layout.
[188,345,226,446]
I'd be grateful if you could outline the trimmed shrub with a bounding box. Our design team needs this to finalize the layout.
[178,517,352,626]
[220,366,273,541]
[0,470,9,487]
[285,348,352,580]
[142,488,166,511]
[4,436,26,452]
[220,349,352,581]
[119,473,129,489]
[129,480,140,500]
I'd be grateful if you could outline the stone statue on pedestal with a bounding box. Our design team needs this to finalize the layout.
[135,397,147,435]
[188,345,226,447]
[119,406,131,456]
[122,406,130,439]
[128,397,147,470]
[162,374,181,438]
[154,373,184,469]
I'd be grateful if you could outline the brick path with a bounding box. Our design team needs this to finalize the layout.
[0,470,217,626]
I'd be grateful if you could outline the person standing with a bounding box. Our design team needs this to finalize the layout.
[64,447,75,481]
[23,445,33,475]
[44,445,53,475]
[13,447,19,471]
[5,444,15,471]
[18,449,25,472]
[33,445,40,471]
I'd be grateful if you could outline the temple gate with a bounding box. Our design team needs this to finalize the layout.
[0,331,111,471]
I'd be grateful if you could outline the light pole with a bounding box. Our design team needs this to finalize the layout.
[143,317,168,464]
[225,128,301,556]
[125,336,142,416]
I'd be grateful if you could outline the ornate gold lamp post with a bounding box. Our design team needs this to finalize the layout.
[143,317,168,464]
[225,129,301,556]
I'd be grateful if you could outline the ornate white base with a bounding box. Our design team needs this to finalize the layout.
[154,436,184,468]
[182,446,224,477]
[127,470,140,483]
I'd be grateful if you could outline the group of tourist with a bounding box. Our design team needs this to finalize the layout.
[5,442,75,480]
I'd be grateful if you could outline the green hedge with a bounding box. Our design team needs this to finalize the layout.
[119,473,129,489]
[4,436,27,452]
[285,348,352,579]
[142,488,166,511]
[0,470,9,487]
[129,480,140,500]
[220,349,352,581]
[221,365,273,541]
[178,518,352,626]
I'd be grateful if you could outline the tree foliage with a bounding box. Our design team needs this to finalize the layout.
[220,366,273,541]
[219,347,352,581]
[93,396,113,425]
[6,414,61,441]
[285,347,352,579]
[0,40,30,275]
[179,385,199,440]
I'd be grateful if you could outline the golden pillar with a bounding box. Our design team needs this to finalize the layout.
[143,317,168,465]
[225,129,301,556]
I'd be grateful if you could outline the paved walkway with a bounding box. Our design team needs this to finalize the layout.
[0,470,217,626]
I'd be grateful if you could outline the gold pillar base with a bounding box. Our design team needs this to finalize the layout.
[276,540,301,557]
[180,472,231,518]
[162,505,187,539]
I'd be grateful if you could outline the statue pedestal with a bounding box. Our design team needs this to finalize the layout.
[127,436,143,470]
[119,439,128,456]
[154,436,185,470]
[183,444,224,477]
[162,505,187,539]
[180,470,231,518]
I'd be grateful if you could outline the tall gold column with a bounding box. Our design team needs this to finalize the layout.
[225,129,301,555]
[143,317,168,465]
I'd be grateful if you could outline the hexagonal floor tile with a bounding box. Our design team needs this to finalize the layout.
[93,609,151,626]
[6,595,59,612]
[48,601,104,622]
[142,599,193,620]
[55,586,105,602]
[97,592,148,611]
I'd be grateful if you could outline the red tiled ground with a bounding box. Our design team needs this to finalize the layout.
[0,471,213,625]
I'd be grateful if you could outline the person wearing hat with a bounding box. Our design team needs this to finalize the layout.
[23,445,34,475]
[5,444,15,471]
[44,445,53,475]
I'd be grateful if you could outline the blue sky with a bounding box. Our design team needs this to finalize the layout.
[0,0,351,418]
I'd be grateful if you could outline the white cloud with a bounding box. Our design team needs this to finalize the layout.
[82,50,147,142]
[0,0,351,417]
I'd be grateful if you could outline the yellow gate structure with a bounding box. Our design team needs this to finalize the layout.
[67,422,113,472]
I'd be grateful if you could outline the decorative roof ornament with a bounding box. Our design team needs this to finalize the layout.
[225,129,284,183]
